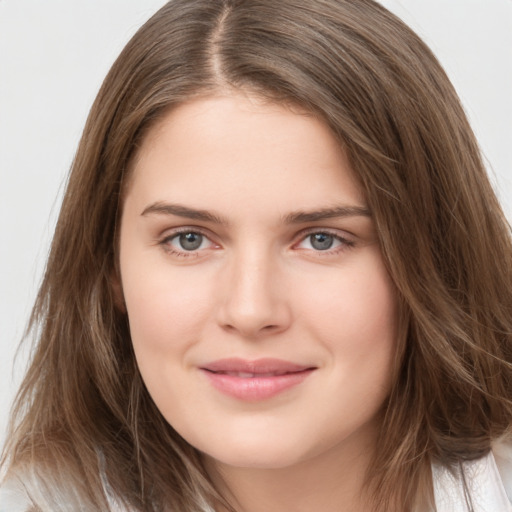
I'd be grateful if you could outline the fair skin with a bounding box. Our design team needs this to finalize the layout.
[118,91,398,512]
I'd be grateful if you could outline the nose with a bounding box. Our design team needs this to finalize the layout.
[216,250,292,339]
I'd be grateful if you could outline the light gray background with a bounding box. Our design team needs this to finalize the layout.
[1,1,511,447]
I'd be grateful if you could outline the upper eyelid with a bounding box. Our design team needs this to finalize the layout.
[159,225,215,241]
[294,227,355,241]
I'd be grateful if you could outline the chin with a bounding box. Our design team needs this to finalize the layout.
[196,430,330,471]
[205,447,306,471]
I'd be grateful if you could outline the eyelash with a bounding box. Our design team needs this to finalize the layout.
[159,227,216,258]
[158,227,356,258]
[294,229,356,255]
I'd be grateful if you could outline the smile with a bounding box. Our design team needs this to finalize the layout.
[200,358,316,401]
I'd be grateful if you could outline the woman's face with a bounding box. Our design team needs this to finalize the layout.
[118,92,398,470]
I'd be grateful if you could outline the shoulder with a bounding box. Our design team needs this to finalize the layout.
[0,475,34,512]
[494,440,512,505]
[0,472,131,512]
[432,439,512,512]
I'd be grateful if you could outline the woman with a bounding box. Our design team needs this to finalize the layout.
[1,0,511,510]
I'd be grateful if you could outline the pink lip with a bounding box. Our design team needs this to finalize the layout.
[200,358,316,401]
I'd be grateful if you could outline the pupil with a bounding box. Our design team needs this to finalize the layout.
[179,232,203,251]
[311,233,333,250]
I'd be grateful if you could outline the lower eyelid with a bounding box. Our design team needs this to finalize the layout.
[159,240,207,259]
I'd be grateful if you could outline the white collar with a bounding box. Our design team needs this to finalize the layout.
[432,441,512,511]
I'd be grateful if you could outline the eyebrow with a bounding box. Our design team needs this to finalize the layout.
[141,202,227,224]
[283,205,371,224]
[141,202,371,225]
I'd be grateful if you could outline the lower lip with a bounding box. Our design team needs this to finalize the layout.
[201,369,314,401]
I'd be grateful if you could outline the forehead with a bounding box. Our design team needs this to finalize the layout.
[124,92,366,215]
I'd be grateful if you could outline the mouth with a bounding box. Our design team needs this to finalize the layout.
[200,358,316,401]
[211,371,296,378]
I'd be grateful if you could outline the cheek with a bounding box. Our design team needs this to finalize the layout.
[308,258,396,341]
[302,253,398,388]
[121,261,214,357]
[121,268,212,417]
[344,274,397,343]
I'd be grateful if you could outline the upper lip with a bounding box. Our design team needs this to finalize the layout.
[200,358,315,376]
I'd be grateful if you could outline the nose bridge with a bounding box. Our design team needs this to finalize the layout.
[218,243,290,337]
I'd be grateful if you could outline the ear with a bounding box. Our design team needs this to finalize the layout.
[110,270,127,313]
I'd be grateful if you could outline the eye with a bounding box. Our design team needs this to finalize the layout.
[160,230,217,255]
[173,232,206,251]
[307,233,337,251]
[295,231,353,252]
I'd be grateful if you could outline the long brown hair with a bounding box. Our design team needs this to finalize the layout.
[3,0,512,510]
